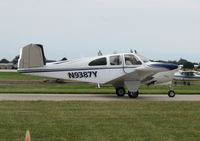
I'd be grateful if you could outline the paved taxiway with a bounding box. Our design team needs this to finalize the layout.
[0,94,200,101]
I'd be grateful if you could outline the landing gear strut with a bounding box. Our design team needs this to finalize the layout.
[168,84,176,97]
[116,87,126,97]
[128,91,139,98]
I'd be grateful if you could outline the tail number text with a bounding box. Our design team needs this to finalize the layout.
[68,71,97,79]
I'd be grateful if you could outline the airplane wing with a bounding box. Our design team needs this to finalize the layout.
[108,63,178,94]
[107,66,156,88]
[105,66,156,94]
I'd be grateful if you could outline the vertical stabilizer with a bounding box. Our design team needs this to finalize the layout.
[18,44,46,69]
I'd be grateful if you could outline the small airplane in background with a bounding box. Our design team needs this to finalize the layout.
[18,44,178,98]
[174,70,200,85]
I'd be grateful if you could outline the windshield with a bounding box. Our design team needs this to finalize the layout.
[136,54,150,63]
[124,54,142,65]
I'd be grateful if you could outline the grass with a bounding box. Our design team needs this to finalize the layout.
[0,101,200,141]
[0,72,200,94]
[0,72,46,81]
[1,83,200,94]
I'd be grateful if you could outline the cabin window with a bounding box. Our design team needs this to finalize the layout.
[124,54,142,65]
[110,55,122,65]
[89,57,107,66]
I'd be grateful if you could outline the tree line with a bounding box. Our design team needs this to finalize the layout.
[0,56,66,65]
[0,55,19,64]
[154,58,200,69]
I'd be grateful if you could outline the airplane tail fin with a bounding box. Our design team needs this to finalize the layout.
[18,44,46,69]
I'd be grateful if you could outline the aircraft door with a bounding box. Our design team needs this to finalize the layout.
[123,54,142,73]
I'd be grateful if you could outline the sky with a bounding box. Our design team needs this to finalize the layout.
[0,0,200,62]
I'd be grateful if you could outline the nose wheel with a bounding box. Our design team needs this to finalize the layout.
[168,90,175,97]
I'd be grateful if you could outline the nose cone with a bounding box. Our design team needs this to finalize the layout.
[150,63,178,70]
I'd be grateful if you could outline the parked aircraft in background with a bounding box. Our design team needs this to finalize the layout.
[18,44,178,98]
[174,70,200,85]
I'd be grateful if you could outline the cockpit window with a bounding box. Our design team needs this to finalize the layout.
[110,55,122,65]
[125,54,142,65]
[89,57,107,66]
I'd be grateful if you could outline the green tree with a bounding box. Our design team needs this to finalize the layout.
[61,57,67,61]
[183,61,194,69]
[0,58,9,63]
[178,58,188,65]
[12,55,19,65]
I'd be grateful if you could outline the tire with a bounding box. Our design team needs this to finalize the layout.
[128,91,139,98]
[116,87,126,97]
[168,90,175,98]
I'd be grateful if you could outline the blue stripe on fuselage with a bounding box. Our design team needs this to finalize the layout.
[150,63,178,70]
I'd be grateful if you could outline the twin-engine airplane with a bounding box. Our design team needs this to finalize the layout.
[18,44,178,98]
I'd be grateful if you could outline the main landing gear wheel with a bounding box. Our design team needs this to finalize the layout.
[116,87,126,97]
[128,91,139,98]
[168,90,176,98]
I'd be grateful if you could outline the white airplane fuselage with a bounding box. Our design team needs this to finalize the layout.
[18,54,176,84]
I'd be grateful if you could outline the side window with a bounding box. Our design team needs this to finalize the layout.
[125,54,142,65]
[110,55,122,65]
[89,57,107,66]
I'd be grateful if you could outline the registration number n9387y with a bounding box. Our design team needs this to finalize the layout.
[68,71,98,79]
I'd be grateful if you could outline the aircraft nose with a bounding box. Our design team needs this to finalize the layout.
[160,63,178,70]
[149,63,178,70]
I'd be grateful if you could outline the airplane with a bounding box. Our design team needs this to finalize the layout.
[17,44,179,98]
[174,70,200,85]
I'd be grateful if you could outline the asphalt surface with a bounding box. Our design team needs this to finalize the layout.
[0,94,200,101]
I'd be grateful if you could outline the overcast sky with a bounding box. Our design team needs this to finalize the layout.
[0,0,200,62]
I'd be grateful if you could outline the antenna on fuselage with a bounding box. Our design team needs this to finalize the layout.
[134,50,138,54]
[98,50,103,56]
[130,49,138,54]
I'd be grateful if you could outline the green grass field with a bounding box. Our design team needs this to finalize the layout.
[0,72,200,94]
[0,101,200,141]
[0,72,45,81]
